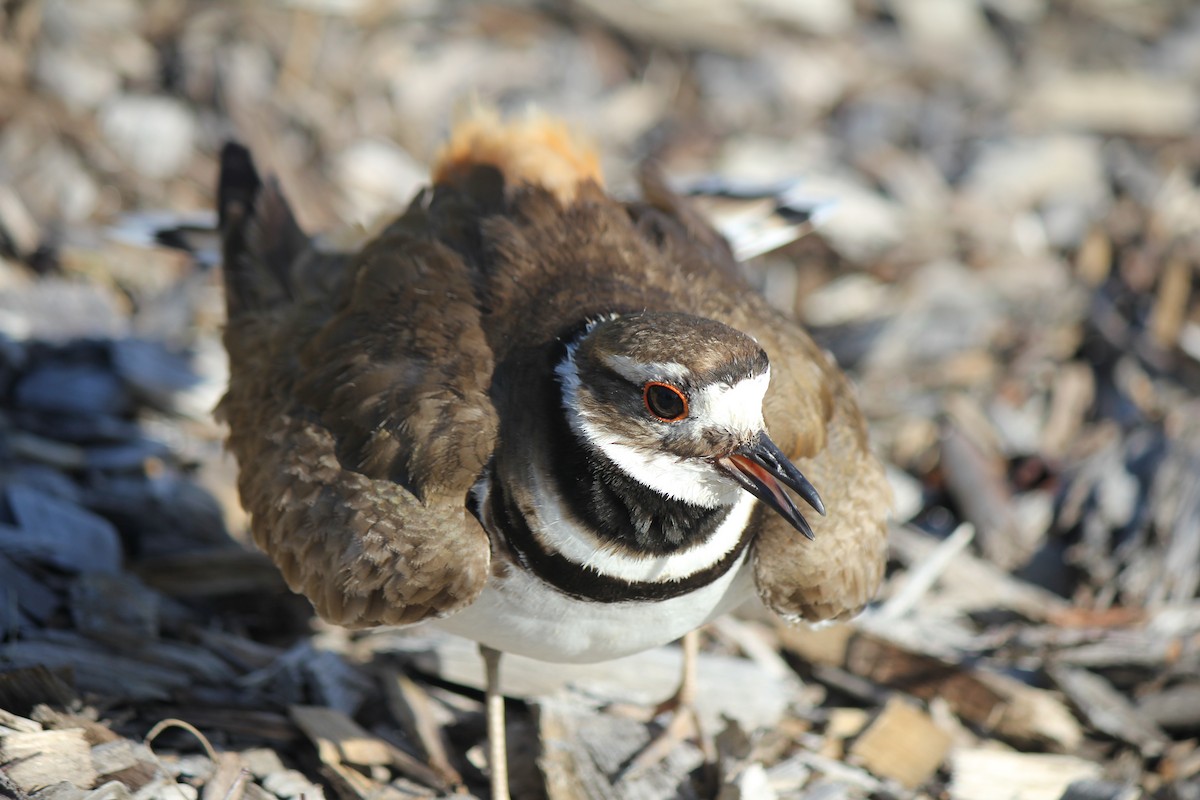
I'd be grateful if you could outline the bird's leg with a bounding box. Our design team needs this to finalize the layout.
[618,629,711,779]
[479,645,510,800]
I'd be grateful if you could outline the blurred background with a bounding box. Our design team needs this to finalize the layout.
[0,1,1198,798]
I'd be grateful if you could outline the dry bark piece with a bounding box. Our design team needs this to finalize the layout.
[90,739,159,790]
[1018,73,1199,137]
[1059,779,1142,800]
[1146,423,1200,605]
[842,633,1005,735]
[1048,665,1168,756]
[235,782,273,800]
[873,522,974,622]
[939,420,1035,570]
[536,691,705,800]
[0,553,60,623]
[1156,740,1200,788]
[1050,627,1190,671]
[1076,228,1113,286]
[978,672,1085,753]
[110,778,187,800]
[1040,363,1096,460]
[289,705,392,769]
[109,338,202,413]
[1137,683,1200,733]
[848,697,951,788]
[0,709,41,733]
[775,622,855,667]
[188,629,283,673]
[885,525,1069,620]
[2,486,122,574]
[709,616,794,682]
[782,625,1082,751]
[13,362,128,417]
[28,783,87,800]
[237,748,284,779]
[788,748,886,793]
[1149,253,1191,350]
[0,184,40,256]
[2,635,203,702]
[82,474,230,558]
[68,572,161,643]
[0,728,97,791]
[261,768,327,800]
[950,749,1102,800]
[314,761,411,800]
[145,707,296,743]
[32,707,118,747]
[5,432,89,471]
[290,647,372,717]
[83,782,135,800]
[824,708,869,751]
[198,752,246,800]
[238,781,277,800]
[379,667,462,789]
[714,716,773,799]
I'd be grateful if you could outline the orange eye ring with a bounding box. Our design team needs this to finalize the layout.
[643,382,689,422]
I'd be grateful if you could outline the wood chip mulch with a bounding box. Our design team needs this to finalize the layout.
[1,2,1198,798]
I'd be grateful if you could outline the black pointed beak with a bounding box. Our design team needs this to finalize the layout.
[717,434,825,540]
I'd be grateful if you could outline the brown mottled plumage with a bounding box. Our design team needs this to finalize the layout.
[217,113,890,794]
[218,114,888,629]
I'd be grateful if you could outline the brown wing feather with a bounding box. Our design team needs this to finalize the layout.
[218,145,493,628]
[631,172,891,623]
[746,326,891,623]
[294,228,498,499]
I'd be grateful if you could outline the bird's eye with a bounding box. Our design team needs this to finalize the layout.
[643,382,688,422]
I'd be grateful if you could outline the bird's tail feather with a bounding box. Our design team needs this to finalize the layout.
[218,142,309,317]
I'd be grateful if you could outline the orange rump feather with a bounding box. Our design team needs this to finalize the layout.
[432,109,603,203]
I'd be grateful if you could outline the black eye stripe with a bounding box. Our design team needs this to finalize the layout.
[643,382,688,422]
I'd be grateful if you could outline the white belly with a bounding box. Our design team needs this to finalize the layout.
[436,552,756,663]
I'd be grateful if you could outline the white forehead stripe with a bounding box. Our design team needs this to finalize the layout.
[693,369,770,433]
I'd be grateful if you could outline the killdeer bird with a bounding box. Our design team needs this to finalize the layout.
[217,112,890,798]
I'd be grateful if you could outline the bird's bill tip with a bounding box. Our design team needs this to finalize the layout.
[718,435,823,539]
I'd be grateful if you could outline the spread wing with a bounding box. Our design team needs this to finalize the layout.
[217,144,494,628]
[632,171,891,623]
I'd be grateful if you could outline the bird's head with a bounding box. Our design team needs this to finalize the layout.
[556,312,825,538]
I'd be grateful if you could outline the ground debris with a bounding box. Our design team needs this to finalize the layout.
[847,697,951,789]
[950,749,1103,800]
[2,1,1199,797]
[0,728,95,792]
